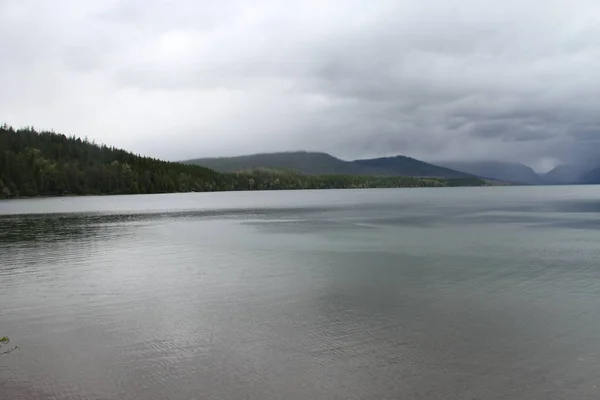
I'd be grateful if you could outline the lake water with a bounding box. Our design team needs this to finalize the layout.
[1,187,600,400]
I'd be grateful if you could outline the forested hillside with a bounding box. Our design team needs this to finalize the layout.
[230,168,485,190]
[0,124,229,197]
[0,125,487,198]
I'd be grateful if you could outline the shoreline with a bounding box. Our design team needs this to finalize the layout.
[0,182,500,201]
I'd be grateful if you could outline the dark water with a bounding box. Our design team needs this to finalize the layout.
[2,187,600,400]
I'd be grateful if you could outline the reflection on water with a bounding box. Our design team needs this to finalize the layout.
[1,187,600,400]
[0,215,125,244]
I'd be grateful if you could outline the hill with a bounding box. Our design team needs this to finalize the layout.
[0,126,487,198]
[435,161,542,185]
[186,152,476,178]
[185,151,379,175]
[0,125,228,197]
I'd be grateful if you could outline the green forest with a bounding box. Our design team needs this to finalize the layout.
[0,125,486,198]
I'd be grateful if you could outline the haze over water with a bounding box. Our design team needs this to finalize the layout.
[1,187,600,400]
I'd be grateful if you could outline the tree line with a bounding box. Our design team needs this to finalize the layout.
[0,125,485,198]
[230,167,485,190]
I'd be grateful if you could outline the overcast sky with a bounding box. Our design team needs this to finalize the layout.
[1,0,599,171]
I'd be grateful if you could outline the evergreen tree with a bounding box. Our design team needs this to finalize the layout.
[0,124,486,198]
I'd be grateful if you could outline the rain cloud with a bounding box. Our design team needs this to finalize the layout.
[1,0,599,170]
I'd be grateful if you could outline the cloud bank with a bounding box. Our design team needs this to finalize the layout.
[1,0,599,170]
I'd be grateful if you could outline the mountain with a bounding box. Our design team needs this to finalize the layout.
[352,156,475,178]
[435,161,543,185]
[186,152,476,178]
[0,126,487,198]
[579,167,600,184]
[185,152,378,175]
[542,164,592,184]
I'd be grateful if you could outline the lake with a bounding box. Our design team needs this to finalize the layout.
[1,186,600,399]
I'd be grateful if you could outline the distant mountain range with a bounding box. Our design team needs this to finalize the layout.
[568,166,600,184]
[446,162,600,185]
[434,161,543,185]
[185,152,478,180]
[0,126,491,198]
[541,164,593,185]
[353,156,472,179]
[185,152,600,185]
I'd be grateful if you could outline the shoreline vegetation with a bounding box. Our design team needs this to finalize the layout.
[0,124,487,199]
[0,336,17,356]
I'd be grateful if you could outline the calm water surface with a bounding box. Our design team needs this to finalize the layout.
[1,187,600,399]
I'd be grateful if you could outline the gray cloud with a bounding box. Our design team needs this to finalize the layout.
[1,0,599,170]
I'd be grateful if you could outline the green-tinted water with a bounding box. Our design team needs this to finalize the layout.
[1,187,600,399]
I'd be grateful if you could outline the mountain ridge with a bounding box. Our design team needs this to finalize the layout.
[542,164,595,184]
[434,160,543,185]
[579,167,600,184]
[185,152,478,179]
[0,126,489,198]
[353,156,475,179]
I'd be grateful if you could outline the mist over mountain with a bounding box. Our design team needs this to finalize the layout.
[542,164,594,184]
[434,161,544,185]
[579,167,600,185]
[187,151,600,186]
